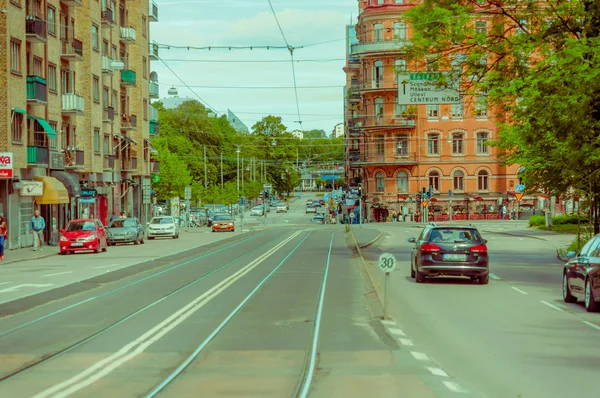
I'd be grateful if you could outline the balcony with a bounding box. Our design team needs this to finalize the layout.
[65,149,85,168]
[61,93,84,114]
[350,40,410,56]
[103,107,115,123]
[149,42,159,60]
[122,157,137,172]
[359,152,418,166]
[149,80,159,98]
[357,115,416,130]
[121,69,137,86]
[103,155,115,170]
[119,27,136,43]
[60,0,83,7]
[101,9,116,27]
[26,76,47,104]
[26,16,47,43]
[149,1,159,22]
[150,121,159,136]
[347,89,360,102]
[121,114,137,130]
[61,39,84,61]
[149,105,159,136]
[150,160,160,173]
[27,146,50,165]
[102,56,114,74]
[356,79,397,93]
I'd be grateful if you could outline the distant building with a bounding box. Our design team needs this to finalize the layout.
[332,123,344,138]
[160,87,195,109]
[227,110,249,133]
[291,130,304,139]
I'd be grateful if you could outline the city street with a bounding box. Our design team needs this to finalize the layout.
[359,224,600,398]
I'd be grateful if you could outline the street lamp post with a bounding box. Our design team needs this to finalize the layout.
[236,146,241,192]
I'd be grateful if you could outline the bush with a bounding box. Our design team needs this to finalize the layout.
[529,214,588,227]
[567,235,591,253]
[529,215,545,227]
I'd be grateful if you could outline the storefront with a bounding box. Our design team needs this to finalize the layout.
[33,175,70,246]
[50,171,81,221]
[78,188,97,219]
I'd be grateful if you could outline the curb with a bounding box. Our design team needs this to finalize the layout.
[349,229,385,315]
[359,232,384,249]
[481,230,548,241]
[2,250,57,265]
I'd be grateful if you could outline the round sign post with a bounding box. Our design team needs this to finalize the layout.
[378,253,397,320]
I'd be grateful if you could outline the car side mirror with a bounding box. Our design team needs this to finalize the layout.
[483,239,488,244]
[566,250,577,259]
[407,237,416,243]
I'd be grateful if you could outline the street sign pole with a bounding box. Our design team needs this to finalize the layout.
[448,189,453,223]
[378,253,397,320]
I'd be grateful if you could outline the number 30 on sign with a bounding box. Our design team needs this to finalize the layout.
[378,252,397,273]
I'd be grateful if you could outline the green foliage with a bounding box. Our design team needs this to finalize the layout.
[529,214,588,227]
[528,215,545,227]
[151,147,192,200]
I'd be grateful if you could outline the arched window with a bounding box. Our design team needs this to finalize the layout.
[453,170,464,191]
[373,23,383,41]
[397,171,408,192]
[376,171,386,192]
[375,97,384,119]
[428,170,440,191]
[478,170,489,191]
[373,60,383,88]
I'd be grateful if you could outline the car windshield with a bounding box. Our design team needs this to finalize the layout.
[252,206,262,210]
[109,219,136,228]
[66,221,97,232]
[428,228,482,243]
[150,217,174,224]
[213,215,233,221]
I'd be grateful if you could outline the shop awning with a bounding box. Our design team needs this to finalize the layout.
[12,108,26,114]
[33,176,69,204]
[51,171,82,197]
[27,116,57,138]
[125,136,138,144]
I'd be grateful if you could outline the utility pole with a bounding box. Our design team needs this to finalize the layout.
[242,157,245,194]
[236,146,240,192]
[220,153,223,189]
[203,145,207,188]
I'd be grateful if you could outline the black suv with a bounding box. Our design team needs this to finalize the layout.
[408,223,489,284]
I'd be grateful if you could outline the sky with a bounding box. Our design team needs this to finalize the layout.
[150,0,357,134]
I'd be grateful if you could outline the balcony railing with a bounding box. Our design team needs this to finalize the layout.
[121,69,137,86]
[26,75,47,103]
[355,79,398,92]
[359,152,418,165]
[101,56,113,74]
[149,80,159,98]
[150,121,159,136]
[26,16,47,43]
[27,146,50,165]
[121,114,137,129]
[119,27,137,43]
[122,157,137,171]
[101,9,115,26]
[149,42,159,60]
[353,115,416,129]
[61,39,84,61]
[62,93,84,114]
[65,149,85,167]
[103,155,115,169]
[149,104,159,123]
[350,40,410,56]
[149,1,159,21]
[103,107,115,123]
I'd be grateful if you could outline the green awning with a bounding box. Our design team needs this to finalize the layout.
[12,108,26,114]
[27,116,56,139]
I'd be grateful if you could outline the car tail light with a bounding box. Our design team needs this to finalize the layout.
[421,243,441,253]
[470,244,488,253]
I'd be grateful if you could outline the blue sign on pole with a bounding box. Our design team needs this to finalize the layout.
[321,175,337,181]
[239,196,246,206]
[324,193,329,201]
[515,184,525,193]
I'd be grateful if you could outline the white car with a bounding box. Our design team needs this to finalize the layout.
[306,206,316,214]
[251,206,264,216]
[147,216,180,239]
[276,204,287,213]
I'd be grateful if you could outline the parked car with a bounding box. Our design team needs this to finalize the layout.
[311,214,325,224]
[106,217,145,245]
[59,219,108,254]
[147,216,180,239]
[408,223,489,284]
[276,204,288,213]
[212,214,235,232]
[563,236,600,312]
[251,206,264,216]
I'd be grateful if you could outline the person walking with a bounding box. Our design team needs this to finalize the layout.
[0,216,7,260]
[31,209,46,251]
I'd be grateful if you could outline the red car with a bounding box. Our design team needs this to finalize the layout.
[59,218,108,254]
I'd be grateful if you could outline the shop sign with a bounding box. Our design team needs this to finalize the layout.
[81,188,97,198]
[0,152,13,178]
[20,181,44,196]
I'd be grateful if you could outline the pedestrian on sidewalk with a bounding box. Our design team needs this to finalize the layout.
[31,209,46,251]
[0,216,7,260]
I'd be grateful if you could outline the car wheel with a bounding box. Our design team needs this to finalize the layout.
[148,237,155,240]
[109,243,115,246]
[102,246,107,252]
[95,248,101,253]
[134,237,140,245]
[585,279,599,312]
[478,274,489,285]
[415,270,425,283]
[563,274,577,303]
[140,236,145,244]
[410,261,415,278]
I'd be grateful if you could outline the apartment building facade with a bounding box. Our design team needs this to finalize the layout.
[0,0,160,249]
[344,0,526,222]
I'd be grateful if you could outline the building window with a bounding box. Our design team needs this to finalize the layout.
[394,59,406,82]
[453,170,464,191]
[10,39,21,74]
[143,99,148,120]
[32,57,43,77]
[396,102,407,116]
[104,134,110,155]
[476,95,488,117]
[142,56,147,78]
[49,121,58,149]
[478,170,489,191]
[376,172,385,192]
[103,86,109,108]
[373,23,383,41]
[61,68,74,93]
[375,97,384,119]
[452,133,464,154]
[372,60,383,88]
[477,132,489,153]
[48,6,56,35]
[102,39,109,56]
[93,75,100,102]
[142,15,147,37]
[93,128,101,153]
[396,135,408,156]
[452,102,463,118]
[475,20,487,34]
[48,64,57,92]
[11,111,23,142]
[91,24,99,50]
[427,104,439,118]
[426,57,439,72]
[397,171,408,192]
[394,21,406,40]
[427,134,439,155]
[112,90,118,113]
[428,170,440,191]
[375,135,385,155]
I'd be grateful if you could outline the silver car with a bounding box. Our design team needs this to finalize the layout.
[147,216,180,239]
[106,217,145,245]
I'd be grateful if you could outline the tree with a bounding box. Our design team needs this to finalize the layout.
[251,115,287,137]
[303,129,327,139]
[152,148,192,200]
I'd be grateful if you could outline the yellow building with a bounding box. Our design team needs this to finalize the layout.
[0,0,160,248]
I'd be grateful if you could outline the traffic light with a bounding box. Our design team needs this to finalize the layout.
[421,187,427,199]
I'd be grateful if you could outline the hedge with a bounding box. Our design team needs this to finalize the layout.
[529,214,588,227]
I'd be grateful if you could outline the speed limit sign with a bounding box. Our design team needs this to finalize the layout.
[378,252,397,273]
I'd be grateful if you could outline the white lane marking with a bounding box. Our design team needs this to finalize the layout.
[41,271,73,278]
[398,338,414,346]
[33,231,303,398]
[443,381,467,393]
[381,320,395,326]
[540,300,563,312]
[388,328,406,336]
[426,367,449,377]
[511,287,528,295]
[94,264,121,269]
[489,273,501,280]
[0,283,54,293]
[411,351,430,361]
[582,320,600,331]
[0,282,12,286]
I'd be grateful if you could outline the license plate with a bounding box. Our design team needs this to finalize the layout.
[71,243,84,247]
[444,254,467,261]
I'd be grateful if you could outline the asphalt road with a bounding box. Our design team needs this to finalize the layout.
[360,224,600,398]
